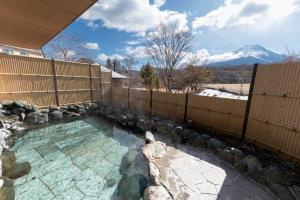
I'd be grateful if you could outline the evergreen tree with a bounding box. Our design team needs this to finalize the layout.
[140,64,154,89]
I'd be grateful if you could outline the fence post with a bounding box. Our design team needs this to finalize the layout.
[241,63,258,140]
[127,87,130,109]
[110,71,113,105]
[51,59,59,106]
[88,64,93,103]
[150,89,153,117]
[98,65,102,104]
[184,92,189,122]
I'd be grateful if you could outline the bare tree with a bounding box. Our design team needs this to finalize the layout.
[43,34,89,61]
[123,55,135,87]
[284,47,300,63]
[145,23,193,92]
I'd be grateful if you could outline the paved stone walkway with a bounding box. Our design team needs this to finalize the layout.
[152,143,278,200]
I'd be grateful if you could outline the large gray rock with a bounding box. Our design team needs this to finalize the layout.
[120,148,138,173]
[143,142,167,160]
[49,111,63,120]
[0,178,14,200]
[144,186,172,200]
[145,131,155,144]
[25,112,48,124]
[0,120,4,129]
[172,126,183,143]
[207,138,226,153]
[242,154,265,184]
[191,134,206,148]
[263,164,297,186]
[219,147,234,164]
[231,147,244,162]
[6,161,31,179]
[269,183,294,200]
[117,174,149,200]
[11,108,25,115]
[1,150,16,175]
[1,101,14,109]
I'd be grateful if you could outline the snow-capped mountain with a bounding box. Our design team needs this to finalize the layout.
[206,45,286,67]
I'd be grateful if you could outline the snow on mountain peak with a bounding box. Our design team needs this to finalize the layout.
[206,45,285,66]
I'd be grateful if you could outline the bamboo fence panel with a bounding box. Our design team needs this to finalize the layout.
[188,95,246,135]
[54,61,91,104]
[129,89,150,113]
[0,54,111,106]
[0,53,56,106]
[90,65,101,102]
[101,71,112,105]
[112,87,128,108]
[246,62,300,160]
[152,91,186,119]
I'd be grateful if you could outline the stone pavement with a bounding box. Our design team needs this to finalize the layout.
[151,144,278,200]
[12,118,146,200]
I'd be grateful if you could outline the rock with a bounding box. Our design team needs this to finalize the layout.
[20,113,26,121]
[120,148,138,173]
[1,150,16,175]
[191,134,206,148]
[181,129,191,143]
[0,120,4,129]
[11,108,25,115]
[207,138,226,153]
[13,100,28,109]
[25,112,48,124]
[242,154,265,184]
[144,186,172,200]
[49,111,63,120]
[291,185,300,199]
[117,174,149,200]
[143,142,167,160]
[0,178,14,200]
[40,108,49,113]
[172,126,183,143]
[234,159,247,172]
[269,183,294,200]
[231,147,244,162]
[243,154,262,173]
[219,147,234,164]
[6,161,31,179]
[149,162,160,185]
[1,101,14,109]
[264,164,297,186]
[145,131,155,144]
[49,106,60,112]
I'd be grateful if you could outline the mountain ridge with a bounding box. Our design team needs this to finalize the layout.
[206,45,286,67]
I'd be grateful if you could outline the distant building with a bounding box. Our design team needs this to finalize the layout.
[0,44,44,58]
[101,66,129,88]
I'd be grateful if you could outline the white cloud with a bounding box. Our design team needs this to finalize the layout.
[84,43,99,50]
[192,0,300,29]
[97,53,124,62]
[81,0,188,33]
[125,46,148,58]
[154,0,167,7]
[126,40,142,45]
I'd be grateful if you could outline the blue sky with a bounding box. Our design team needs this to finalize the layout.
[44,0,300,65]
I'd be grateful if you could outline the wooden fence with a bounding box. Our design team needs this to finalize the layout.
[110,62,300,161]
[110,87,247,136]
[0,53,300,161]
[246,62,300,160]
[0,53,111,107]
